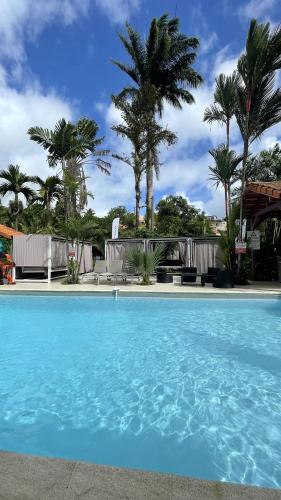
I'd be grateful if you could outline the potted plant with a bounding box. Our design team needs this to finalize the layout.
[214,231,235,288]
[128,244,164,285]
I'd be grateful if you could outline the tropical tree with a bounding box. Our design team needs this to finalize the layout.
[28,117,110,217]
[113,14,202,229]
[155,195,212,236]
[0,164,36,229]
[209,145,243,228]
[111,97,146,228]
[209,146,243,269]
[34,175,62,210]
[112,95,176,229]
[235,19,281,247]
[128,244,164,285]
[59,214,96,284]
[204,72,240,148]
[244,143,281,182]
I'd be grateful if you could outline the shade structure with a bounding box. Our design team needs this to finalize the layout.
[244,181,281,228]
[13,234,93,282]
[105,236,223,273]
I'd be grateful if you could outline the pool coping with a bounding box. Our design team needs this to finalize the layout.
[1,289,281,299]
[0,450,280,500]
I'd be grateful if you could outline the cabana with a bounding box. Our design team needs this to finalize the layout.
[105,236,222,274]
[13,234,93,283]
[244,181,281,228]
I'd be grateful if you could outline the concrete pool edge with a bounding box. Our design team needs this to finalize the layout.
[1,289,281,299]
[0,451,280,500]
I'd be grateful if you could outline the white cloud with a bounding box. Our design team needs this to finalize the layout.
[94,0,141,24]
[0,0,140,64]
[0,0,90,62]
[211,47,239,78]
[238,0,278,19]
[0,64,73,191]
[201,32,218,54]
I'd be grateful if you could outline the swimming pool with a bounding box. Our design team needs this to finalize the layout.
[0,294,281,488]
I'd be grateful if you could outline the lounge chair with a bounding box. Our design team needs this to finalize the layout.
[92,260,111,285]
[107,260,126,284]
[181,267,198,285]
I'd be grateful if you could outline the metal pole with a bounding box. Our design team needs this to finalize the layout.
[11,237,16,283]
[47,236,52,284]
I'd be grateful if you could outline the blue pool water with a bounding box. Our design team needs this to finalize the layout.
[0,295,281,488]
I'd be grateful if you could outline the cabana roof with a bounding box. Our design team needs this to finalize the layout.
[244,181,281,228]
[0,224,24,240]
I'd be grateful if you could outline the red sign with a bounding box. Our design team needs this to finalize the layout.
[68,251,76,257]
[235,242,247,254]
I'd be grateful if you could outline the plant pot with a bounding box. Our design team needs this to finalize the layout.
[277,257,281,283]
[156,271,173,284]
[213,270,234,288]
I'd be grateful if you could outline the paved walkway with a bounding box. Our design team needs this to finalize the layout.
[0,451,281,500]
[0,280,280,295]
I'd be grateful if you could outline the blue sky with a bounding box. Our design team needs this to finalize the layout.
[0,0,280,216]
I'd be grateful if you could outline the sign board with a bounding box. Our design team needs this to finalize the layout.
[112,217,120,239]
[68,247,76,258]
[247,230,260,250]
[235,241,247,254]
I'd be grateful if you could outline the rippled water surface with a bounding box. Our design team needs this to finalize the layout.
[0,295,281,488]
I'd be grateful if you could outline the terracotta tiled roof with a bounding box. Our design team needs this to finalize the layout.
[247,181,281,199]
[0,224,24,239]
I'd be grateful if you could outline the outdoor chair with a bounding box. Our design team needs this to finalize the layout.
[92,260,111,285]
[202,267,220,285]
[181,267,198,284]
[107,260,126,284]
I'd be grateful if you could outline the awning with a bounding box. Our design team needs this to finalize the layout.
[244,181,281,228]
[0,224,24,239]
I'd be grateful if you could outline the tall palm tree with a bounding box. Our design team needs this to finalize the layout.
[28,117,110,217]
[209,146,243,270]
[34,175,62,210]
[113,14,202,229]
[28,117,110,279]
[112,96,176,229]
[204,72,240,149]
[209,145,243,237]
[0,164,36,229]
[111,96,145,229]
[235,19,281,248]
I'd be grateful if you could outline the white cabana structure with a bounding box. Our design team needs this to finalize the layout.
[105,236,223,273]
[12,234,93,283]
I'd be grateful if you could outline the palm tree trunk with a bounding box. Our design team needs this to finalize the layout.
[62,158,70,281]
[238,134,249,274]
[146,163,153,231]
[75,241,84,283]
[135,180,141,229]
[14,192,19,230]
[227,182,232,223]
[224,184,231,269]
[226,118,230,150]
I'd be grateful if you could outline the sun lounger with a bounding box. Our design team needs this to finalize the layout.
[107,260,127,284]
[92,260,111,285]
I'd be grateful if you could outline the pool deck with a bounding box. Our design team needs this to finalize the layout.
[1,450,281,500]
[0,279,280,295]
